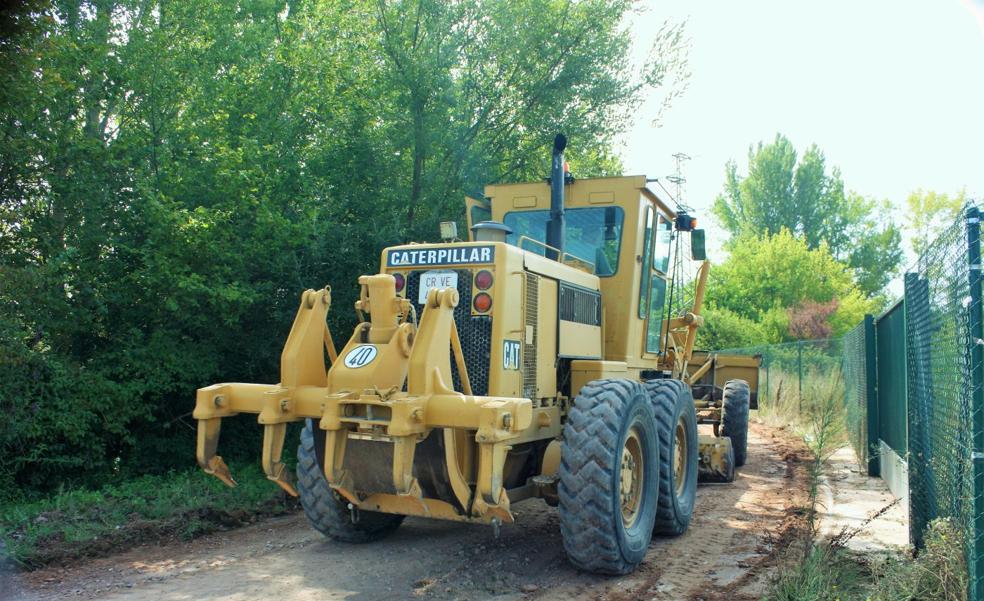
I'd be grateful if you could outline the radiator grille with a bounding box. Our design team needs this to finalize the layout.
[559,283,602,326]
[523,273,539,400]
[405,270,492,395]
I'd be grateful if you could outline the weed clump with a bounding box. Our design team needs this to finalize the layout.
[868,518,967,601]
[765,544,870,601]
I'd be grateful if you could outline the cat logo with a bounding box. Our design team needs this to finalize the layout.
[502,340,520,370]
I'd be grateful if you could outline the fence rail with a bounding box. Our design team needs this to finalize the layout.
[715,205,984,601]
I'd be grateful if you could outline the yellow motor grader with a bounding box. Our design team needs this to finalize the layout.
[193,135,760,575]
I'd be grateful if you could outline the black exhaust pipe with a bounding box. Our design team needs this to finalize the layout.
[546,133,567,261]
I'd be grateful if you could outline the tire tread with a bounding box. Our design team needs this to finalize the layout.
[559,379,655,575]
[644,379,698,536]
[721,380,751,467]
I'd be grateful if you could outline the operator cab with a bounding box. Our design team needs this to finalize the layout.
[468,172,692,370]
[501,206,623,276]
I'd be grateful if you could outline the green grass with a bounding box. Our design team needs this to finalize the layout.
[0,462,296,568]
[765,544,871,601]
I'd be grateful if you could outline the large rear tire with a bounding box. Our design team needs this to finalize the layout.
[644,380,698,536]
[296,420,404,542]
[559,379,660,575]
[721,380,751,467]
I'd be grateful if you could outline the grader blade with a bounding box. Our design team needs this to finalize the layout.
[697,435,736,483]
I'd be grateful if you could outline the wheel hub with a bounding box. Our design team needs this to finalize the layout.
[620,428,644,527]
[674,418,687,499]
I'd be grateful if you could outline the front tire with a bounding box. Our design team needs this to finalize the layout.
[559,379,660,575]
[721,380,751,467]
[645,380,698,536]
[296,420,404,542]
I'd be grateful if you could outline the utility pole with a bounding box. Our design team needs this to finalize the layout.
[666,152,691,207]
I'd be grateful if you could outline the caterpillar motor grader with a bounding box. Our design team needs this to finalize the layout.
[193,135,759,575]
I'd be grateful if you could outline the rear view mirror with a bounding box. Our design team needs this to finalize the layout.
[691,229,707,261]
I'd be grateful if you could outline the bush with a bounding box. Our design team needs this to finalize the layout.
[698,305,769,349]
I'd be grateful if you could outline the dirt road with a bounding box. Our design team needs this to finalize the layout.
[4,423,810,601]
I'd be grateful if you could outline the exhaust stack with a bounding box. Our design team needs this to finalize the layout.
[546,133,567,261]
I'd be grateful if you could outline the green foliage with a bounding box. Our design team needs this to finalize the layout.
[706,230,879,343]
[0,462,292,568]
[0,1,688,494]
[906,188,967,256]
[695,305,767,350]
[712,134,902,296]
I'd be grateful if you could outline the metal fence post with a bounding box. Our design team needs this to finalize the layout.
[798,340,804,409]
[966,205,984,601]
[905,269,936,548]
[765,363,770,405]
[864,314,879,477]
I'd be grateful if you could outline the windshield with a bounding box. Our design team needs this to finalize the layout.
[503,207,624,276]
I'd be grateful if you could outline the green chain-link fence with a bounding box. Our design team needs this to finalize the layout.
[716,324,874,472]
[904,206,984,597]
[713,338,839,409]
[712,205,984,600]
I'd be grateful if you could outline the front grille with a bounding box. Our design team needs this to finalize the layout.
[523,273,538,400]
[406,270,492,395]
[559,283,602,326]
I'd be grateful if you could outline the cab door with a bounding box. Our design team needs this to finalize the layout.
[639,208,672,355]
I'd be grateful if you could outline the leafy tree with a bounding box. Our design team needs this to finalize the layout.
[706,230,879,344]
[0,0,689,494]
[371,0,688,235]
[906,188,967,255]
[696,305,768,351]
[712,134,902,296]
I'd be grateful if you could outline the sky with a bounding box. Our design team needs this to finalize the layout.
[620,0,984,263]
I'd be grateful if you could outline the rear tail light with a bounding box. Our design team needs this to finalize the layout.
[474,269,493,290]
[393,272,406,293]
[473,292,492,313]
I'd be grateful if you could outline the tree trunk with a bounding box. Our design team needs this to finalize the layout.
[408,97,425,232]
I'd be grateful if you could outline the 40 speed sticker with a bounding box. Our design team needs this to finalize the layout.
[343,345,378,368]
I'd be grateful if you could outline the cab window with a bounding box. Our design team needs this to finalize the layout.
[470,205,491,227]
[503,207,625,276]
[638,207,653,318]
[646,276,667,353]
[653,214,672,273]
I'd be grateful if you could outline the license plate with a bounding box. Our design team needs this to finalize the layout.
[418,270,458,304]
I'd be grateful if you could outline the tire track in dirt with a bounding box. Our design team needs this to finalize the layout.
[6,421,810,601]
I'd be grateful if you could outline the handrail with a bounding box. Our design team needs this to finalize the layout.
[516,235,597,270]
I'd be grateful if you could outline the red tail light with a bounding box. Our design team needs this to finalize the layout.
[393,272,406,293]
[473,292,492,313]
[474,270,493,290]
